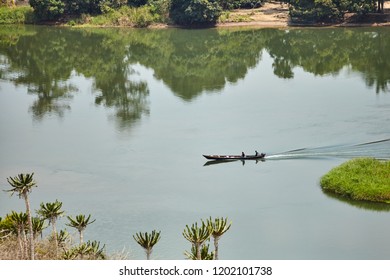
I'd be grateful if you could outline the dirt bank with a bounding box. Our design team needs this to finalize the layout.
[216,1,390,28]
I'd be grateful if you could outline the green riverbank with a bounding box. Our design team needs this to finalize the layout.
[320,158,390,203]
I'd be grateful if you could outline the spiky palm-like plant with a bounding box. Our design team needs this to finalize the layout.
[208,217,232,260]
[184,243,214,260]
[51,229,70,250]
[8,211,28,259]
[133,230,161,260]
[37,200,64,256]
[182,220,213,260]
[62,240,106,260]
[5,173,37,260]
[85,240,106,260]
[31,217,47,240]
[66,214,95,244]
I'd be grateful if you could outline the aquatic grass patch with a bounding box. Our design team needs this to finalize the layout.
[0,6,35,24]
[320,158,390,203]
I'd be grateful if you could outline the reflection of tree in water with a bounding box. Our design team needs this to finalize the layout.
[94,66,149,129]
[0,26,74,120]
[125,28,266,101]
[1,26,389,125]
[0,26,149,128]
[263,28,390,93]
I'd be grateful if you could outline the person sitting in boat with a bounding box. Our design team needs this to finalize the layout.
[241,152,245,157]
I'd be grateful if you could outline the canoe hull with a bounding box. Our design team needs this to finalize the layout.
[203,153,266,160]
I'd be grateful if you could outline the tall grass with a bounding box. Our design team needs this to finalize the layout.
[320,158,390,203]
[86,6,160,27]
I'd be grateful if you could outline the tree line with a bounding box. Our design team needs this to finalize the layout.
[2,0,385,25]
[0,173,232,260]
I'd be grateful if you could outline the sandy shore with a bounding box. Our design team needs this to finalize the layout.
[215,1,390,28]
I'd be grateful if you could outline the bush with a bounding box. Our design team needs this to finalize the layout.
[147,0,170,22]
[128,0,148,6]
[29,0,65,20]
[64,0,102,15]
[0,6,35,23]
[170,0,222,25]
[88,5,157,26]
[217,0,262,9]
[289,0,376,23]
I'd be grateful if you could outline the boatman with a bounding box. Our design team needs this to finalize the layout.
[242,152,245,157]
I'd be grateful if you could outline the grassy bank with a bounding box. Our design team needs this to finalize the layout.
[0,6,35,24]
[0,5,166,27]
[320,158,390,203]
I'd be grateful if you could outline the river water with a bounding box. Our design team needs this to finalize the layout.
[0,26,389,259]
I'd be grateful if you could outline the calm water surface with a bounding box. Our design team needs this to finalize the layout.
[0,26,390,259]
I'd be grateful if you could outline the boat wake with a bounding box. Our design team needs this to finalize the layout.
[265,138,390,160]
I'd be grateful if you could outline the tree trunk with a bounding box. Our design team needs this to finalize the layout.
[20,224,28,259]
[146,249,151,260]
[23,193,35,260]
[213,237,220,260]
[79,230,84,244]
[51,219,59,258]
[16,227,24,259]
[196,243,201,260]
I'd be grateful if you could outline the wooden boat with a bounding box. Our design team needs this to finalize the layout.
[203,153,266,160]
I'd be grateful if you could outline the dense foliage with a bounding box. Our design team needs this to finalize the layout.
[0,6,34,23]
[2,0,386,25]
[169,0,222,25]
[29,0,65,20]
[289,0,377,23]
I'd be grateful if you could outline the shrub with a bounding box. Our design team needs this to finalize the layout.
[147,0,170,22]
[289,0,376,23]
[0,6,35,24]
[170,0,222,25]
[217,0,262,9]
[29,0,65,20]
[64,0,102,15]
[128,0,148,6]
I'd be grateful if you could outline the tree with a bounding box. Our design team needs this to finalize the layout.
[37,200,64,256]
[5,173,38,260]
[208,217,231,260]
[51,229,70,249]
[31,217,47,240]
[182,220,213,260]
[170,0,222,25]
[62,240,106,260]
[7,211,28,259]
[29,0,65,20]
[184,243,214,260]
[133,230,161,260]
[377,0,384,12]
[66,214,95,244]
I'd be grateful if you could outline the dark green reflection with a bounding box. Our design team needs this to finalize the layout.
[0,26,149,127]
[123,27,390,96]
[322,190,390,212]
[124,28,266,100]
[263,28,390,93]
[1,26,389,124]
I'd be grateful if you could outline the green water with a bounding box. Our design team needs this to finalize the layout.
[0,26,389,259]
